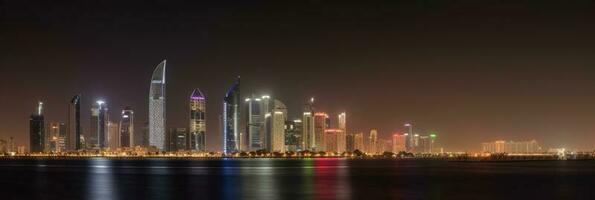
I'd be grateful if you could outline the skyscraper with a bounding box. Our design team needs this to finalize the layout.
[245,95,271,151]
[368,129,378,154]
[67,95,81,150]
[338,112,346,132]
[392,133,407,153]
[404,123,413,151]
[90,101,108,149]
[108,121,119,149]
[149,60,167,150]
[119,107,134,148]
[314,112,328,151]
[324,129,346,153]
[346,133,355,152]
[45,122,65,152]
[354,132,365,152]
[302,98,315,151]
[223,77,240,154]
[168,128,187,151]
[189,89,206,151]
[29,101,44,153]
[284,119,302,151]
[264,99,287,152]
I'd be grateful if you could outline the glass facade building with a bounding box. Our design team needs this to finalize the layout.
[149,60,167,150]
[189,89,206,151]
[223,77,240,154]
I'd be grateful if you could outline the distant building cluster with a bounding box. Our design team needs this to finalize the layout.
[15,59,447,155]
[482,140,541,154]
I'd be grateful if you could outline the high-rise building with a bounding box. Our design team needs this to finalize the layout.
[338,112,346,131]
[404,123,413,151]
[90,101,108,149]
[67,95,81,151]
[45,122,66,152]
[302,98,315,151]
[245,95,270,151]
[346,133,355,152]
[149,60,167,150]
[189,89,206,151]
[223,77,240,154]
[324,129,346,153]
[168,128,187,151]
[29,101,45,153]
[119,107,134,148]
[107,121,119,149]
[314,112,328,152]
[368,129,378,154]
[392,133,407,153]
[353,132,365,151]
[264,99,287,152]
[8,137,14,153]
[284,119,302,151]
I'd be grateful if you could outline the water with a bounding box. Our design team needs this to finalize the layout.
[1,158,594,199]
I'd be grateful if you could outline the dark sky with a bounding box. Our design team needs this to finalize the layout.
[2,0,595,152]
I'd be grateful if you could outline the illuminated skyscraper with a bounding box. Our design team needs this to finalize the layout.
[368,129,378,154]
[324,129,346,153]
[353,132,365,151]
[149,60,167,150]
[223,77,240,154]
[314,112,329,151]
[284,119,302,151]
[404,123,413,151]
[392,133,407,153]
[119,107,134,148]
[338,112,346,132]
[189,89,206,151]
[90,101,108,149]
[264,99,287,152]
[107,121,119,149]
[29,101,44,153]
[245,95,271,151]
[302,97,315,151]
[45,122,66,152]
[67,95,81,150]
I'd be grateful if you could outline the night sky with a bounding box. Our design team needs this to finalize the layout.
[2,0,595,151]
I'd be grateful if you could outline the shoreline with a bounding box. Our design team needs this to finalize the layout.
[0,156,592,162]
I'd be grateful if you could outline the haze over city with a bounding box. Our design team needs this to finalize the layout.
[2,1,595,152]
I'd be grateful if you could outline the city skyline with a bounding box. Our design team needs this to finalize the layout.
[3,1,595,152]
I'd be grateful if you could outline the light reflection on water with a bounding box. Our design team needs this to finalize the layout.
[6,158,591,199]
[87,158,117,200]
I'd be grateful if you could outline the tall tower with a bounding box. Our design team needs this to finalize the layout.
[264,99,287,152]
[189,89,206,151]
[107,121,119,149]
[149,60,167,150]
[338,112,346,132]
[91,101,108,149]
[29,101,45,153]
[223,77,240,154]
[354,132,365,151]
[245,94,272,151]
[314,112,328,151]
[404,123,413,151]
[67,95,81,150]
[119,106,134,148]
[368,129,378,154]
[302,97,315,151]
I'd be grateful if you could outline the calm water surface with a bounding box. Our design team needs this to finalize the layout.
[1,158,594,199]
